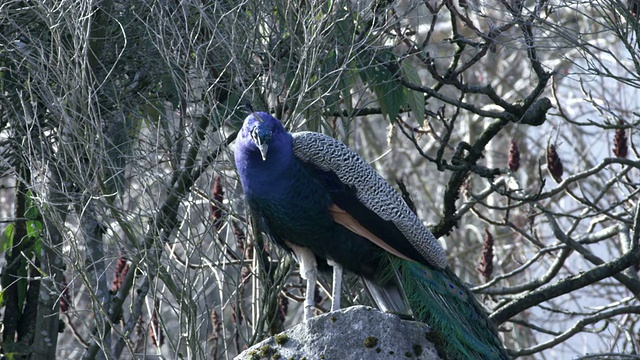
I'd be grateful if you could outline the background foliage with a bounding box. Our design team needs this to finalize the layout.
[0,0,639,358]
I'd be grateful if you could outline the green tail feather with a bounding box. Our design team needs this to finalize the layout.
[389,257,509,360]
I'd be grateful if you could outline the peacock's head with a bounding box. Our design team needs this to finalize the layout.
[242,112,285,161]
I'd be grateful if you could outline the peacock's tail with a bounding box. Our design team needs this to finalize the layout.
[390,257,509,360]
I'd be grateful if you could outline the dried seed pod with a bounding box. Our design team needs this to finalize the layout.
[547,144,564,183]
[477,229,495,282]
[112,251,130,292]
[508,140,520,172]
[231,303,243,325]
[613,122,628,158]
[136,316,144,335]
[211,175,225,231]
[60,275,70,313]
[210,310,221,338]
[134,315,145,353]
[278,294,289,323]
[240,266,251,286]
[232,220,252,260]
[208,309,222,359]
[149,299,163,347]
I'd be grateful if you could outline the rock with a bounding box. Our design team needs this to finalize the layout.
[236,305,442,360]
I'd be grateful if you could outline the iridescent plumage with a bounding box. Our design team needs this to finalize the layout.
[234,112,508,359]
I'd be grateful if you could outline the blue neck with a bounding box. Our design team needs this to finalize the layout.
[236,131,295,197]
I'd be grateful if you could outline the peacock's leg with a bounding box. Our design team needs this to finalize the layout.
[327,259,342,311]
[287,243,318,321]
[303,268,316,320]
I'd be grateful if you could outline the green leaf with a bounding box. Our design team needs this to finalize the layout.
[33,234,42,255]
[1,223,14,253]
[358,63,405,122]
[16,259,28,313]
[26,220,43,239]
[401,60,425,122]
[144,101,163,123]
[24,191,40,220]
[339,65,357,114]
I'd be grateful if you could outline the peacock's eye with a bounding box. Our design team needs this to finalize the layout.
[251,126,271,146]
[251,127,259,143]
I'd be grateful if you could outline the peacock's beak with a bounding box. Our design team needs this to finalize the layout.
[257,143,269,161]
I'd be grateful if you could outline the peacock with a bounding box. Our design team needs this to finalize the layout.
[234,111,509,360]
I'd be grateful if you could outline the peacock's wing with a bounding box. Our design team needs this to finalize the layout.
[291,131,447,270]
